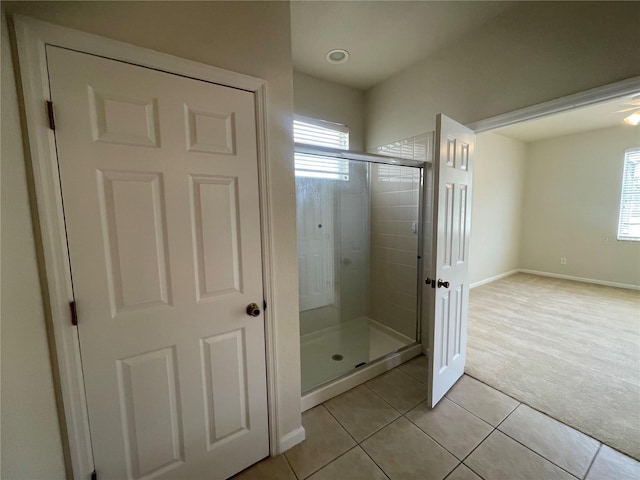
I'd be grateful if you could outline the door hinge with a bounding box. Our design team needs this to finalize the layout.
[46,100,55,130]
[70,300,78,326]
[90,469,97,480]
[263,300,267,311]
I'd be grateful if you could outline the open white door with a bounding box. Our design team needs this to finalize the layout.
[427,114,475,407]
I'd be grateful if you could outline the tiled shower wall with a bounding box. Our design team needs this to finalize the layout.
[371,133,434,339]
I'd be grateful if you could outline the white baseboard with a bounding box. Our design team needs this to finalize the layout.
[519,269,640,291]
[470,268,640,291]
[470,269,519,289]
[278,426,306,453]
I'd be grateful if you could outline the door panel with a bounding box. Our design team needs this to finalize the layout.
[47,46,268,480]
[97,170,172,316]
[117,347,184,479]
[201,329,249,447]
[428,114,475,407]
[190,175,243,300]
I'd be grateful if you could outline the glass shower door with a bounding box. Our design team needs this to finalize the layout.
[297,155,423,393]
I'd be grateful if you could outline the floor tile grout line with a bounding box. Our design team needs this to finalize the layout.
[401,411,472,462]
[457,395,516,467]
[282,450,301,480]
[463,463,488,480]
[290,361,634,480]
[356,444,393,480]
[441,461,464,480]
[453,401,579,479]
[459,424,496,465]
[489,429,582,479]
[494,404,596,479]
[319,404,356,445]
[463,373,520,405]
[494,401,521,429]
[289,405,354,480]
[582,443,603,480]
[364,374,501,465]
[443,461,491,480]
[298,445,359,480]
[354,416,400,445]
[498,399,606,453]
[308,386,612,480]
[354,411,455,480]
[324,386,402,444]
[397,359,428,385]
[361,363,430,415]
[464,369,626,464]
[271,347,637,480]
[362,380,416,414]
[442,393,509,428]
[322,404,392,480]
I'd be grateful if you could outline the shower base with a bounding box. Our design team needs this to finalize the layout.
[300,316,414,393]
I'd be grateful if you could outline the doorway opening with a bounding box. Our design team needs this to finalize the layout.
[466,90,640,461]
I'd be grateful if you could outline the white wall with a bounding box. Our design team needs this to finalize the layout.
[1,14,68,480]
[293,71,366,151]
[365,2,640,149]
[469,133,526,285]
[521,125,640,287]
[1,2,300,477]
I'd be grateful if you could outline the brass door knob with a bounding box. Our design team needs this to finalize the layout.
[246,303,261,317]
[437,279,450,289]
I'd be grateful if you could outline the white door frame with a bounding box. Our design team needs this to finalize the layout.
[467,76,640,133]
[10,14,281,479]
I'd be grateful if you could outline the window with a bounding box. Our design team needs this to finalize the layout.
[294,116,349,180]
[618,147,640,241]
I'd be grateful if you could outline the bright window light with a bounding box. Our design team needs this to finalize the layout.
[294,117,349,180]
[617,147,640,241]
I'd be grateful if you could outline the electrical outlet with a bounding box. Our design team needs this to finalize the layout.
[560,257,567,265]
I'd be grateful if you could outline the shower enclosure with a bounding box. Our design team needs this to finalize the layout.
[296,136,432,393]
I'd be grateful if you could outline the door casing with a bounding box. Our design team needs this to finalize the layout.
[10,14,284,479]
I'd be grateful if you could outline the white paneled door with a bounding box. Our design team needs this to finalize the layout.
[427,114,475,407]
[47,46,268,479]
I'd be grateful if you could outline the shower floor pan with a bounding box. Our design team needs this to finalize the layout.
[300,316,414,393]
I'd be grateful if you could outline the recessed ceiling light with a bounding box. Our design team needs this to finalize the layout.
[326,49,349,64]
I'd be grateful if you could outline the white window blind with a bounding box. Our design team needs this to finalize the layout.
[294,117,349,180]
[618,147,640,241]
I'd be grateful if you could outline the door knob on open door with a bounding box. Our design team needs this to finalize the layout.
[246,303,261,317]
[437,279,450,289]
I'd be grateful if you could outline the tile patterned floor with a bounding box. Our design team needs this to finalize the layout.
[233,356,640,480]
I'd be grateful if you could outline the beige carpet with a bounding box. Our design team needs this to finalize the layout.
[466,273,640,460]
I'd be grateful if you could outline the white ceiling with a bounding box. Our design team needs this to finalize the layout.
[494,95,640,143]
[290,1,514,90]
[290,2,640,142]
